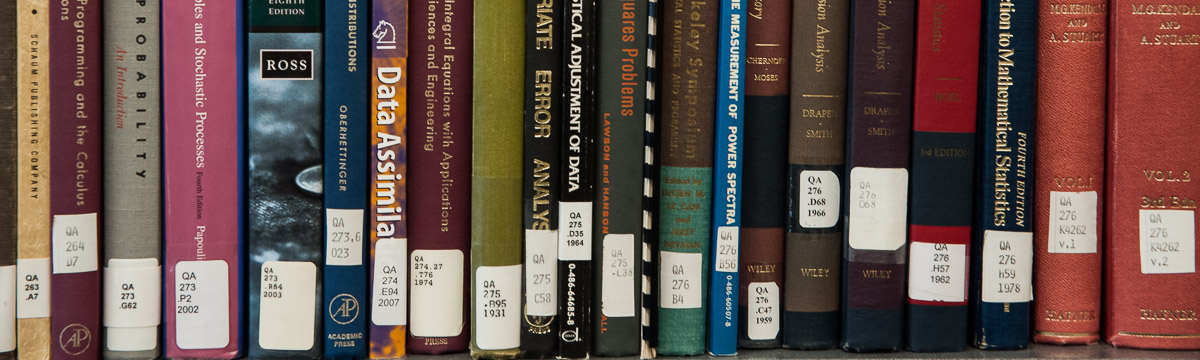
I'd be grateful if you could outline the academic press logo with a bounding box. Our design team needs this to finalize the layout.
[59,324,92,355]
[329,293,360,325]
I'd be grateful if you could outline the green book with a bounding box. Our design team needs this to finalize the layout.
[470,1,524,359]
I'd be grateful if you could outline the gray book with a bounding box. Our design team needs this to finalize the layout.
[102,0,162,358]
[1,1,18,357]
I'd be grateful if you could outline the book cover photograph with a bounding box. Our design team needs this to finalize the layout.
[246,0,325,357]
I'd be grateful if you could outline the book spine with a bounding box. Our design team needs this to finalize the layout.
[657,0,718,356]
[783,0,848,350]
[470,1,524,358]
[738,0,790,350]
[558,0,596,357]
[162,0,245,358]
[640,1,661,357]
[1104,0,1200,350]
[0,1,16,356]
[593,0,648,357]
[904,0,981,353]
[841,0,915,352]
[246,1,325,357]
[367,1,409,358]
[407,0,471,354]
[16,1,52,357]
[1032,0,1105,346]
[521,0,561,356]
[102,0,163,357]
[707,0,745,355]
[972,0,1036,350]
[49,0,103,357]
[323,0,369,357]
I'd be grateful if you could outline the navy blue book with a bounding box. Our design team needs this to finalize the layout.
[971,0,1036,350]
[247,0,325,357]
[323,0,369,357]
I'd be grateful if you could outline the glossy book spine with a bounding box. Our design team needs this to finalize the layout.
[470,0,525,358]
[162,0,245,357]
[739,0,790,350]
[368,1,410,358]
[783,0,848,350]
[407,0,471,354]
[640,0,661,357]
[16,1,52,357]
[707,0,745,355]
[323,0,369,357]
[558,0,596,357]
[247,0,324,357]
[0,1,16,356]
[521,0,561,356]
[593,0,648,356]
[840,0,915,352]
[1032,0,1106,345]
[657,0,718,355]
[102,0,163,357]
[1104,0,1200,350]
[904,0,981,352]
[49,1,103,357]
[972,0,1037,350]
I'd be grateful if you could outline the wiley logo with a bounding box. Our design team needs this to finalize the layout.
[329,293,360,325]
[59,324,91,355]
[259,49,314,80]
[373,20,397,50]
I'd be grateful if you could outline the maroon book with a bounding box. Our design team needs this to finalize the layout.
[50,1,103,358]
[405,0,472,353]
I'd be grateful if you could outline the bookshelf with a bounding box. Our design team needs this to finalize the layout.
[402,344,1200,360]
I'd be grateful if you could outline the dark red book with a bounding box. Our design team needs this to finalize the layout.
[1033,0,1106,345]
[904,0,981,352]
[1105,0,1200,350]
[50,1,103,357]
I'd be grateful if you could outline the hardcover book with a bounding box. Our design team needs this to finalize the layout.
[323,0,369,357]
[971,0,1036,350]
[163,0,245,358]
[640,0,662,357]
[368,0,410,358]
[783,0,848,350]
[739,0,790,350]
[1105,0,1200,350]
[559,0,596,357]
[49,1,103,357]
[708,0,746,355]
[905,0,981,352]
[593,0,647,356]
[407,0,470,354]
[246,0,324,357]
[0,1,16,356]
[102,0,163,357]
[470,1,525,358]
[840,0,915,352]
[521,0,561,356]
[1033,0,1106,345]
[16,0,52,357]
[658,0,718,355]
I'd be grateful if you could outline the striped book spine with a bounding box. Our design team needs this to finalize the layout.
[640,0,660,357]
[163,0,245,357]
[707,0,746,355]
[368,0,409,358]
[102,0,163,357]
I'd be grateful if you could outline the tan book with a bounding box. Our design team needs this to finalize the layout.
[16,0,52,358]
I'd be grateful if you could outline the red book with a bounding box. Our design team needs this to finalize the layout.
[1106,0,1200,350]
[1033,0,1107,345]
[50,1,103,357]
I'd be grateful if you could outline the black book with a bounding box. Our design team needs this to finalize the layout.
[558,0,597,357]
[522,0,564,357]
[640,0,661,357]
[0,1,15,357]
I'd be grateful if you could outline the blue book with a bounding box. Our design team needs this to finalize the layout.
[971,0,1037,350]
[323,0,369,358]
[708,0,745,355]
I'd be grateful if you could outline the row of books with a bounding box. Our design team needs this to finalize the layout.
[1,0,1198,359]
